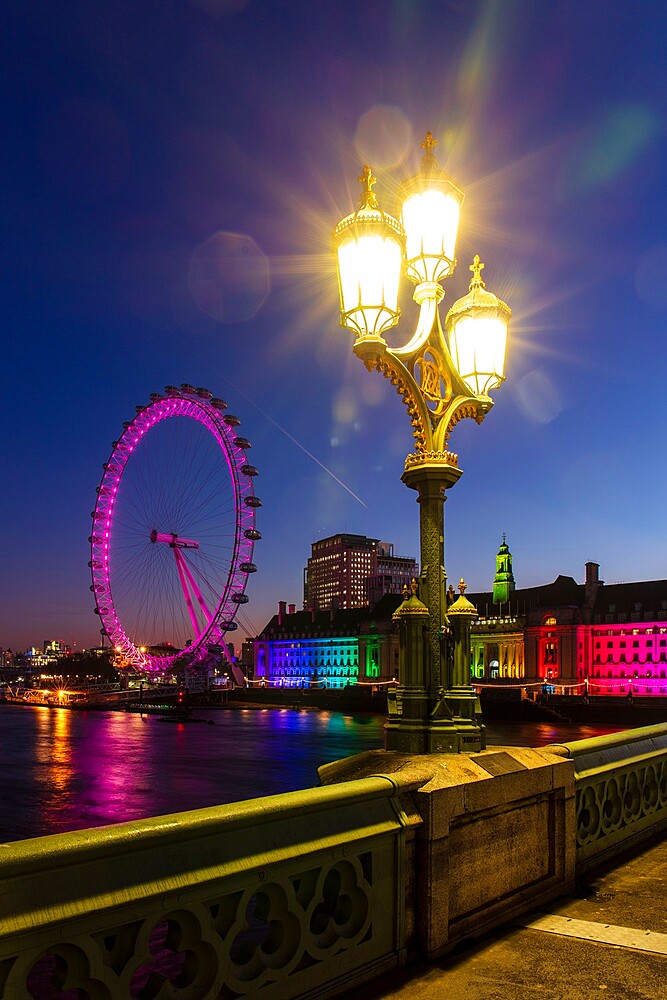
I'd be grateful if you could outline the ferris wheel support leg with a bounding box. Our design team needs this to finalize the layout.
[173,548,201,638]
[176,549,213,624]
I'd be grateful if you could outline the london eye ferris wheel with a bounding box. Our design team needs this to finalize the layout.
[89,384,261,673]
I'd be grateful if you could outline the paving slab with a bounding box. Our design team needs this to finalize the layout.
[347,837,667,1000]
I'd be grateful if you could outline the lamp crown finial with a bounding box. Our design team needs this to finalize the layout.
[357,164,378,210]
[458,578,467,595]
[469,254,486,290]
[421,130,438,166]
[411,577,418,596]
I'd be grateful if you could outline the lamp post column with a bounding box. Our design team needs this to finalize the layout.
[402,463,461,705]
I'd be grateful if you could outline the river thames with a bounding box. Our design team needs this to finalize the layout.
[0,704,626,843]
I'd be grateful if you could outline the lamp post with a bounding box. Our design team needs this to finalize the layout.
[332,132,511,753]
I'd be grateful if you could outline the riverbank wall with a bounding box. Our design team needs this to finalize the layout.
[2,684,665,728]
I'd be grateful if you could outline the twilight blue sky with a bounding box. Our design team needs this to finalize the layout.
[2,0,667,651]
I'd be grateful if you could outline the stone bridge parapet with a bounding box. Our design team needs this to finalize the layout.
[1,725,666,997]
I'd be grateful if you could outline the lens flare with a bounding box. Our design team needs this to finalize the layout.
[566,104,661,195]
[514,368,562,424]
[354,105,413,170]
[188,231,270,324]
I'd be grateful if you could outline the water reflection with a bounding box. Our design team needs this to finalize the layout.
[33,707,77,834]
[0,705,626,843]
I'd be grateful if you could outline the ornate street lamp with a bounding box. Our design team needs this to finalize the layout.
[332,132,511,753]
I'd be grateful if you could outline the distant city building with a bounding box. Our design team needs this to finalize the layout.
[304,533,418,611]
[16,640,73,670]
[366,541,419,606]
[240,640,255,680]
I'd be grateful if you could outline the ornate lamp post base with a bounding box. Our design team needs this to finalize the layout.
[384,577,486,754]
[385,702,485,754]
[427,704,486,754]
[385,708,485,754]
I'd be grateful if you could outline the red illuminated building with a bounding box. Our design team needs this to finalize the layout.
[468,543,667,697]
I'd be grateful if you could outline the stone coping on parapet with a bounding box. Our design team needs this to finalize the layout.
[317,745,572,794]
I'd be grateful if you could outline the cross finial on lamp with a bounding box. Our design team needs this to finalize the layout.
[421,130,438,167]
[421,130,437,154]
[469,254,486,290]
[358,164,378,210]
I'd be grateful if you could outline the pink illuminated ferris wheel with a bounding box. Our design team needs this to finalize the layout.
[89,384,261,673]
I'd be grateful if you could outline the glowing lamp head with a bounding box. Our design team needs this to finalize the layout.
[445,256,511,397]
[400,131,464,288]
[333,165,404,341]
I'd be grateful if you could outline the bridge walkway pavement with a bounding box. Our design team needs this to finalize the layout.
[348,835,667,1000]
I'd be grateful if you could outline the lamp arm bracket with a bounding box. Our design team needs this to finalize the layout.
[358,349,433,454]
[432,395,493,452]
[392,297,438,359]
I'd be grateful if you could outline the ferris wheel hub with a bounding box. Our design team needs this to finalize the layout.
[150,530,200,549]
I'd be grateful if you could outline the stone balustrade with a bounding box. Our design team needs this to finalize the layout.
[544,722,667,873]
[2,725,666,998]
[0,777,412,999]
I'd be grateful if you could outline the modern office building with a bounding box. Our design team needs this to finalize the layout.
[304,533,417,611]
[366,541,419,606]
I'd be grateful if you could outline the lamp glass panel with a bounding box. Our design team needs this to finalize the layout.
[338,233,402,335]
[402,190,460,280]
[450,315,507,395]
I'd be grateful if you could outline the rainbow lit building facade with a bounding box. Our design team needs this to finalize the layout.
[252,540,667,697]
[253,597,399,689]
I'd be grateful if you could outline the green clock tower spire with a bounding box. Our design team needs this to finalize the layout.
[493,534,515,605]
